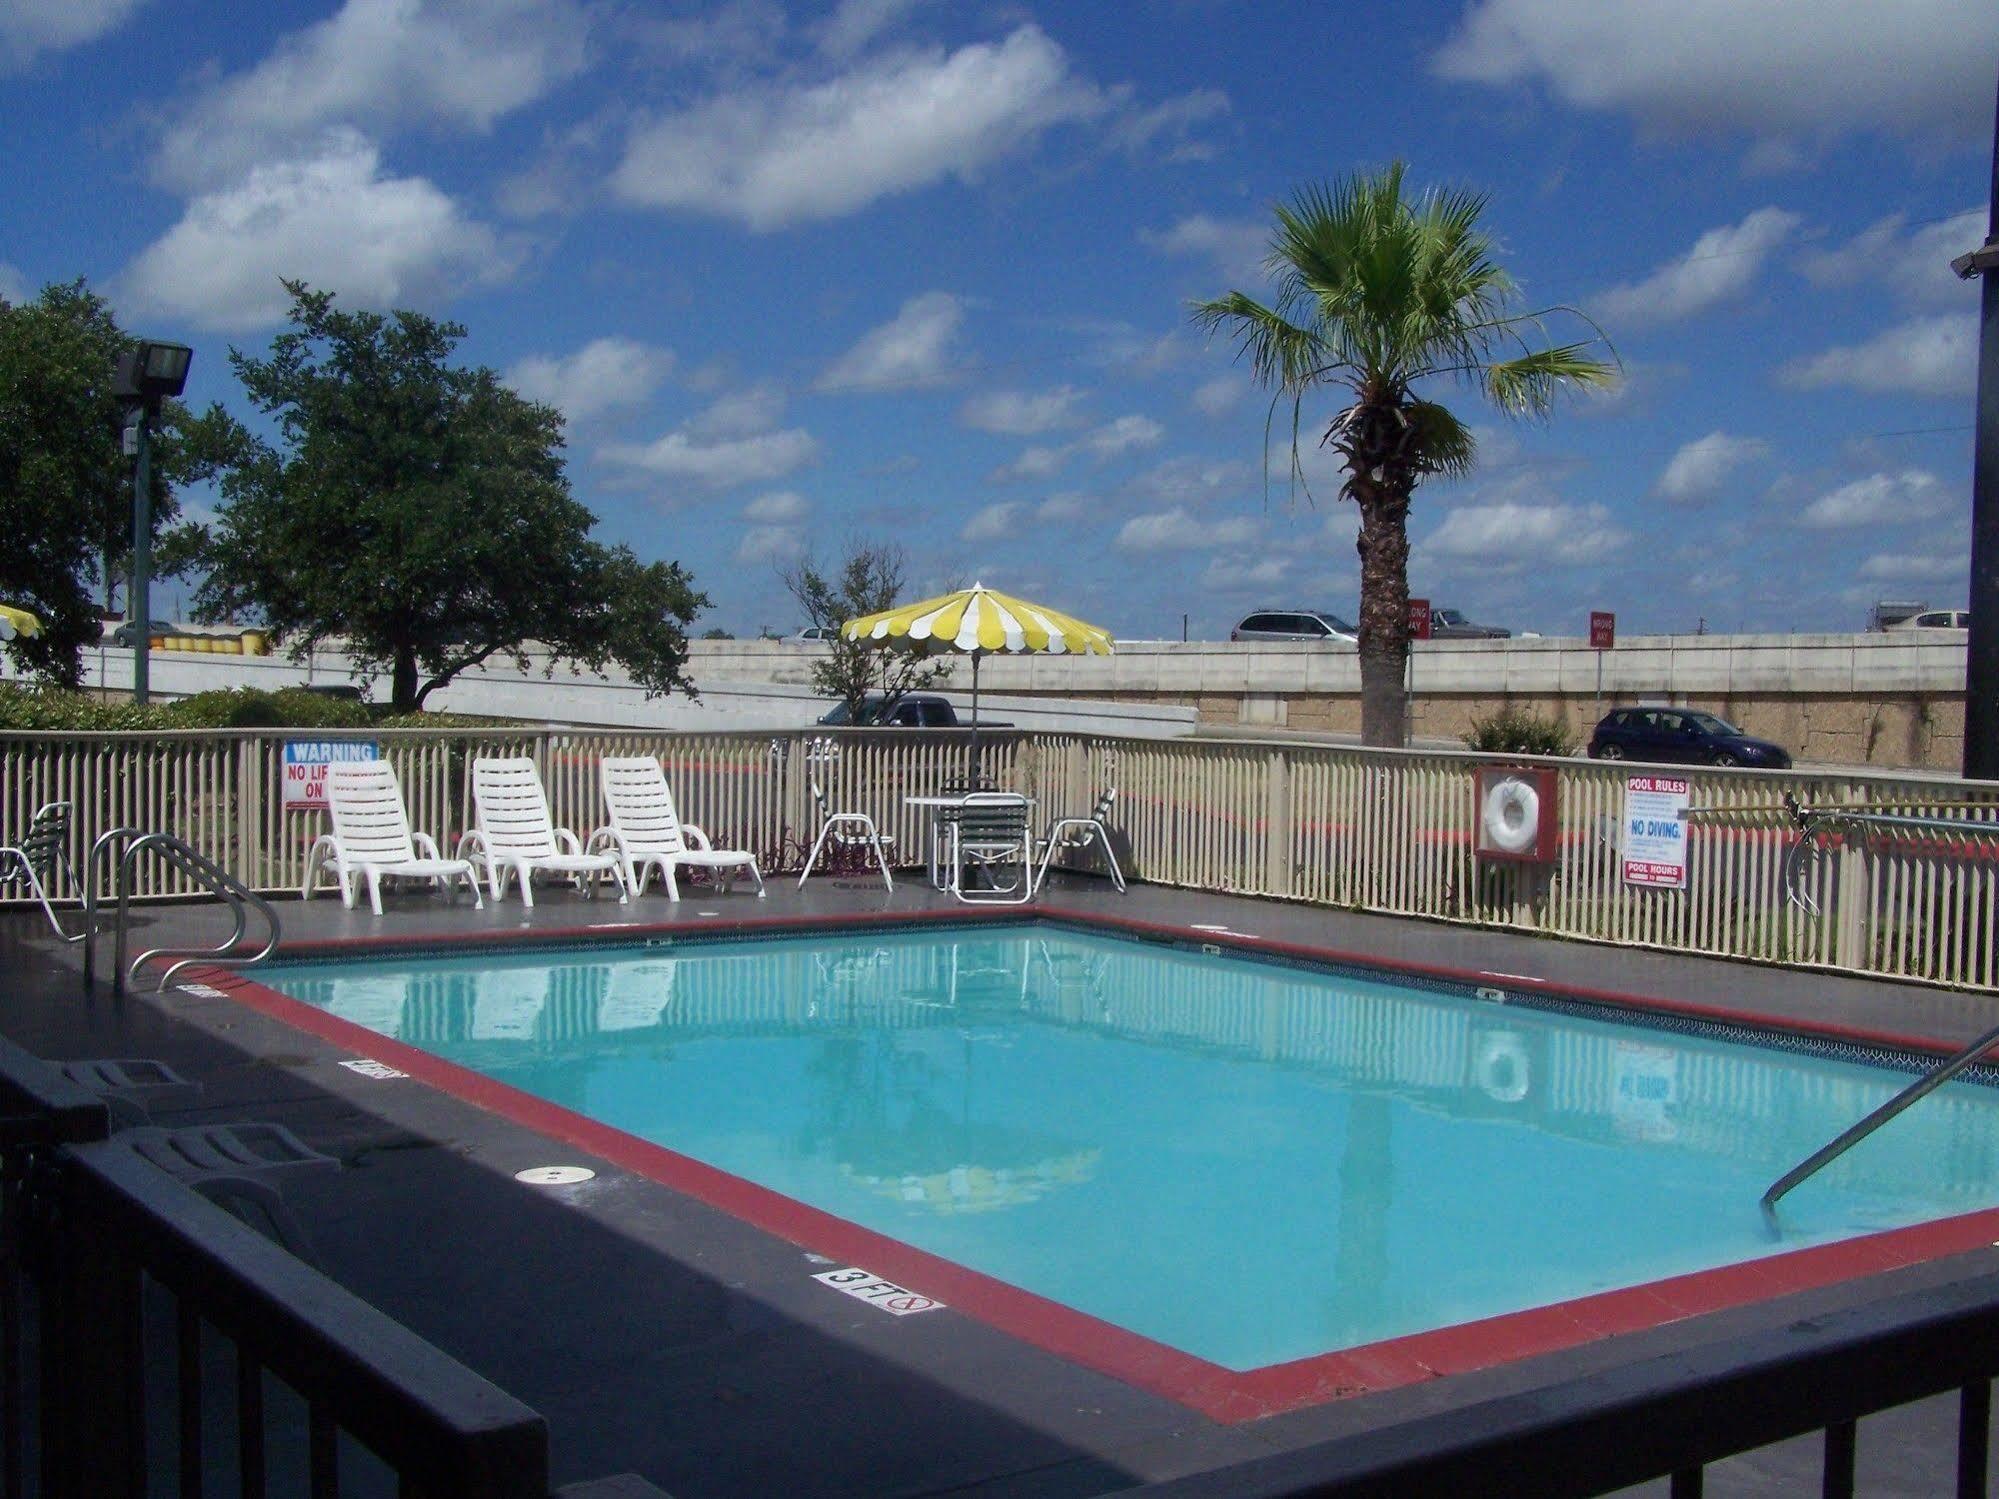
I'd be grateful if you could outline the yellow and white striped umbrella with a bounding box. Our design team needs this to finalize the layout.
[0,603,41,641]
[842,583,1113,658]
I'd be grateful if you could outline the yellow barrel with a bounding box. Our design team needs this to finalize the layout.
[241,630,268,655]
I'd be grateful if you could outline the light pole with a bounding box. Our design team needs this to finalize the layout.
[1958,68,1999,780]
[111,339,192,706]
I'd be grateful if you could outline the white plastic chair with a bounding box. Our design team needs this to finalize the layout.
[797,777,895,891]
[459,758,627,907]
[1034,787,1126,894]
[304,762,484,916]
[0,801,83,940]
[585,756,764,901]
[948,792,1033,905]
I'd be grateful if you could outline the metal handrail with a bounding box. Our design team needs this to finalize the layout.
[1780,795,1999,917]
[80,826,148,989]
[1763,1017,1999,1216]
[85,830,280,995]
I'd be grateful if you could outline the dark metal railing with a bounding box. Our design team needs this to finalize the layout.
[1115,1268,1999,1497]
[0,1039,663,1499]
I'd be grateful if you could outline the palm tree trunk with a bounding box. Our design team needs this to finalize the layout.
[1353,486,1411,747]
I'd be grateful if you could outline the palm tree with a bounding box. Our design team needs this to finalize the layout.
[1192,163,1615,747]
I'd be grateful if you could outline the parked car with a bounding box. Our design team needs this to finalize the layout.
[818,693,1009,728]
[1429,608,1510,639]
[1230,609,1357,643]
[1588,707,1791,768]
[108,620,169,648]
[1884,609,1970,631]
[786,625,840,644]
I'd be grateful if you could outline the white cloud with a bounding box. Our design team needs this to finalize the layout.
[958,385,1086,435]
[1780,314,1977,399]
[1800,469,1950,529]
[1035,492,1087,521]
[631,0,785,67]
[611,25,1101,228]
[688,382,788,439]
[1655,431,1767,504]
[1132,454,1257,504]
[0,262,28,303]
[815,0,927,57]
[504,337,672,424]
[1140,213,1267,284]
[1,0,143,69]
[1105,89,1230,162]
[121,131,510,331]
[600,414,819,490]
[1801,209,1986,307]
[742,489,809,523]
[1860,549,1967,583]
[960,501,1023,542]
[1081,414,1164,459]
[817,291,963,391]
[1191,375,1248,417]
[1595,207,1800,327]
[736,524,805,564]
[1114,507,1259,552]
[989,444,1068,483]
[156,0,589,192]
[988,413,1161,481]
[1433,1,1999,149]
[1201,555,1293,591]
[1419,501,1629,568]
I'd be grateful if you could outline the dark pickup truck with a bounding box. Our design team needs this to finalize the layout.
[817,693,1010,728]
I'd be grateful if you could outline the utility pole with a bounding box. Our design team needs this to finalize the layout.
[1962,67,1999,780]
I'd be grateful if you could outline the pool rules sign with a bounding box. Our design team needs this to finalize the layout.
[282,740,379,813]
[1622,774,1690,889]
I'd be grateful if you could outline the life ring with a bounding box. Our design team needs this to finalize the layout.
[1482,776,1540,854]
[1474,1030,1531,1103]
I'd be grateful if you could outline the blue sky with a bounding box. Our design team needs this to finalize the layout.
[3,0,1994,640]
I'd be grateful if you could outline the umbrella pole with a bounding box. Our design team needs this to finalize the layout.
[969,652,982,783]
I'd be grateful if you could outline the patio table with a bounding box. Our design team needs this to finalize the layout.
[904,793,1036,890]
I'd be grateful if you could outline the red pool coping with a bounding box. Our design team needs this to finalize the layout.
[179,907,1999,1425]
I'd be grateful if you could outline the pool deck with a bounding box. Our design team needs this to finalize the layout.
[7,874,1999,1495]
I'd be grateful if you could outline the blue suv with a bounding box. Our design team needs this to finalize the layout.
[1587,707,1791,769]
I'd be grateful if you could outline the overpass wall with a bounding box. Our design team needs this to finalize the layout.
[20,630,1971,768]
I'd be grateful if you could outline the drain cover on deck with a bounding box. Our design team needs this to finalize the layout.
[515,1165,595,1186]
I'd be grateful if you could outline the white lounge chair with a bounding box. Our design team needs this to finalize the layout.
[948,792,1034,905]
[797,776,895,892]
[1034,787,1126,894]
[304,762,484,916]
[0,801,83,940]
[586,756,765,901]
[459,758,628,907]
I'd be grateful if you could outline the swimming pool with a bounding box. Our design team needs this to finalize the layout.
[251,920,1999,1411]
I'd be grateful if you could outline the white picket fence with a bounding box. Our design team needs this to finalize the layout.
[4,727,1997,991]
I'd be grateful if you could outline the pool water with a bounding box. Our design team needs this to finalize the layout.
[260,925,1999,1371]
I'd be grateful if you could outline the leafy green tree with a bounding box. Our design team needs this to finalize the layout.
[177,284,707,712]
[0,279,195,685]
[782,540,944,724]
[1192,164,1614,746]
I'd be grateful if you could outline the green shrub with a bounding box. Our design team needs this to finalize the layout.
[0,684,159,730]
[0,683,501,731]
[1463,705,1576,757]
[165,687,375,729]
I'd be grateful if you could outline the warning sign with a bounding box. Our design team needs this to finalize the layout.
[811,1266,945,1316]
[1622,774,1690,889]
[282,739,380,813]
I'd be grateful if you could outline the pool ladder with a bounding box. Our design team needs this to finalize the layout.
[1763,1018,1999,1217]
[81,827,281,996]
